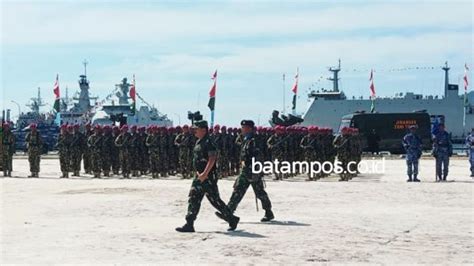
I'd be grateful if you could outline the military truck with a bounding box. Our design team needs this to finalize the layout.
[338,112,432,154]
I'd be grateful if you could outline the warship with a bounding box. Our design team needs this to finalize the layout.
[91,77,172,127]
[12,87,59,152]
[302,61,473,141]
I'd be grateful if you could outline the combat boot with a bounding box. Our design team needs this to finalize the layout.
[175,219,195,233]
[413,175,420,182]
[407,175,413,182]
[8,171,12,177]
[3,171,7,177]
[228,215,240,231]
[261,210,275,222]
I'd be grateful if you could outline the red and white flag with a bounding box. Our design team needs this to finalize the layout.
[369,69,376,98]
[53,74,60,112]
[464,63,469,92]
[53,74,60,99]
[291,69,298,94]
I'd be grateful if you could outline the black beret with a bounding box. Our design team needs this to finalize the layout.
[192,120,208,128]
[240,120,255,127]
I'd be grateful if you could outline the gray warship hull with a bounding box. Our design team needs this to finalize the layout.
[302,61,473,140]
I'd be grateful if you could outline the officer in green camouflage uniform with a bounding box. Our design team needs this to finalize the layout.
[230,127,241,176]
[158,127,169,177]
[2,123,15,177]
[25,123,43,177]
[101,125,113,177]
[217,120,274,223]
[138,126,149,176]
[115,125,131,178]
[176,120,240,233]
[83,123,93,174]
[175,125,194,178]
[57,125,72,178]
[300,126,320,180]
[70,124,84,176]
[333,127,352,181]
[167,127,178,176]
[111,126,121,175]
[88,125,103,178]
[146,126,160,178]
[129,125,141,177]
[267,126,288,180]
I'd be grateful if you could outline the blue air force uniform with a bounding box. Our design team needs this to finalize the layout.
[402,131,422,182]
[465,131,474,177]
[432,128,453,181]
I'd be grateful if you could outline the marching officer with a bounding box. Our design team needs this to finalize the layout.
[217,120,274,223]
[176,120,239,233]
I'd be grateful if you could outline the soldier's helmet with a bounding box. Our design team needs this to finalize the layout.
[74,124,80,129]
[176,125,182,130]
[182,124,189,129]
[30,123,37,129]
[94,125,102,132]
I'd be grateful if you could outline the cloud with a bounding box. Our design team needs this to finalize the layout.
[2,1,472,45]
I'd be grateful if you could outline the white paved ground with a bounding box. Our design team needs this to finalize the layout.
[1,157,473,264]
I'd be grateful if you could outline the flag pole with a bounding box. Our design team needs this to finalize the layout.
[282,73,286,114]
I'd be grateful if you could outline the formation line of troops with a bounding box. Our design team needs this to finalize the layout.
[1,122,472,183]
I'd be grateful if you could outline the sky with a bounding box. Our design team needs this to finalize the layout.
[1,0,473,126]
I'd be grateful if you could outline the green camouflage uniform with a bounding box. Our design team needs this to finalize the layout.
[111,131,120,175]
[333,134,351,181]
[2,129,15,176]
[267,133,288,180]
[25,131,43,176]
[70,131,84,176]
[146,132,160,178]
[175,132,194,178]
[57,132,72,177]
[227,132,272,213]
[83,129,93,174]
[158,132,169,177]
[87,132,103,178]
[115,132,131,178]
[185,134,234,223]
[101,131,113,177]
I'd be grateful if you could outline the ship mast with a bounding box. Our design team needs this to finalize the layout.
[442,61,450,98]
[328,59,341,92]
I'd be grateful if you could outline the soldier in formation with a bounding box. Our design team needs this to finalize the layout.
[2,123,15,177]
[25,123,43,178]
[57,125,72,178]
[466,128,474,177]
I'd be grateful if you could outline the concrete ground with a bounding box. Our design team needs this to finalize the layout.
[1,157,473,264]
